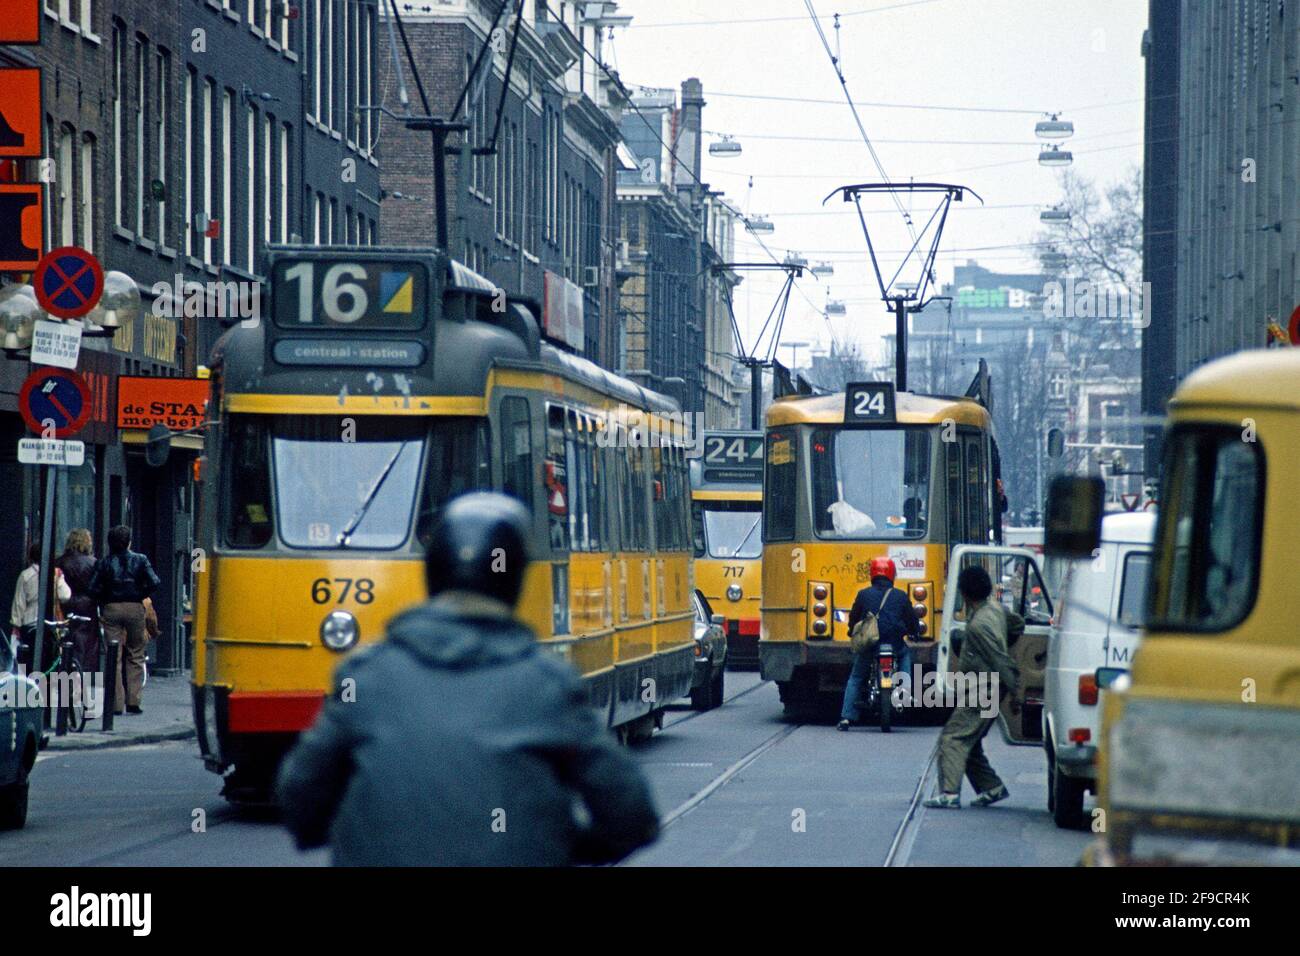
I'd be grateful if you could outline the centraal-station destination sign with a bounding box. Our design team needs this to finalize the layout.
[266,248,438,369]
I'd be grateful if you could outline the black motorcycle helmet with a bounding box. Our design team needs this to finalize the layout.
[424,492,532,606]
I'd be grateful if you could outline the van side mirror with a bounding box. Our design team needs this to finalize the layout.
[145,423,171,468]
[1044,475,1104,558]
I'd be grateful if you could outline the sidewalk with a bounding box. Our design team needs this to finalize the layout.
[44,670,195,751]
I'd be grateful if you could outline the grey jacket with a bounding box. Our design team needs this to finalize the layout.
[276,592,660,866]
[955,600,1022,697]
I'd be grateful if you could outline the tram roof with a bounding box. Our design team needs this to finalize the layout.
[766,390,990,427]
[1170,349,1300,414]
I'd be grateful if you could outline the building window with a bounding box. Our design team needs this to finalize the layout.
[263,114,273,249]
[78,0,92,32]
[328,198,337,244]
[324,0,333,131]
[184,67,195,257]
[155,48,169,246]
[80,134,95,253]
[134,36,147,238]
[279,123,290,241]
[112,22,123,227]
[222,88,233,264]
[203,78,214,262]
[246,102,257,270]
[57,125,73,247]
[341,0,351,144]
[310,0,321,121]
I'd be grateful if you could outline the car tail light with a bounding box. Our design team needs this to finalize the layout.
[1068,727,1091,744]
[1078,674,1099,706]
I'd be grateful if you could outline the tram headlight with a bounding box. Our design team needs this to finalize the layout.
[726,584,743,602]
[321,610,360,651]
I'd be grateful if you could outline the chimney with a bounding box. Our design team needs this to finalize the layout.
[677,78,705,195]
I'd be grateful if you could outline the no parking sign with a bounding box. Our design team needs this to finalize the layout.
[18,367,91,438]
[33,246,103,319]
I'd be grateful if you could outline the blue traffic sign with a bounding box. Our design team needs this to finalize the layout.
[33,246,103,319]
[18,367,91,438]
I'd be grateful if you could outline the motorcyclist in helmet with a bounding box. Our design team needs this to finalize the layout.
[837,557,920,731]
[277,492,660,865]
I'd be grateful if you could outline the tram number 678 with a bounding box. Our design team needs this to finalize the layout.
[311,578,375,605]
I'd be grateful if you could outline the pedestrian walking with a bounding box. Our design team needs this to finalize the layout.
[55,529,100,671]
[277,492,661,866]
[89,525,160,716]
[837,557,919,730]
[923,566,1021,809]
[9,541,71,671]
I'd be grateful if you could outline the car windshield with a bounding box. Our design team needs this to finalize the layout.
[811,427,931,539]
[697,502,762,559]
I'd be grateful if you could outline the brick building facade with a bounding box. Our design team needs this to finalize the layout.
[377,0,626,370]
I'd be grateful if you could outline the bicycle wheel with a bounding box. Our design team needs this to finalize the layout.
[66,660,87,732]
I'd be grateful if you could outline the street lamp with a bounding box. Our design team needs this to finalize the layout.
[811,261,834,278]
[745,215,774,234]
[99,271,142,330]
[1040,206,1071,225]
[0,284,43,352]
[783,252,808,269]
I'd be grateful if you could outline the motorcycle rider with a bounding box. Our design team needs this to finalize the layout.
[277,491,661,865]
[837,557,920,730]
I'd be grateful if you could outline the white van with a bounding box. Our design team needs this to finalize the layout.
[1043,511,1155,829]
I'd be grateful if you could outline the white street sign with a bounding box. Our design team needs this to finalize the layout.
[30,318,83,369]
[18,438,85,466]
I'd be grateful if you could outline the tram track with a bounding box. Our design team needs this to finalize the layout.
[658,721,802,829]
[883,742,938,867]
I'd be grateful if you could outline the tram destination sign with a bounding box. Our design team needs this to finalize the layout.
[844,381,896,425]
[270,253,431,331]
[702,433,764,483]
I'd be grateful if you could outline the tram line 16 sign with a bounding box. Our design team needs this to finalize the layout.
[270,254,431,330]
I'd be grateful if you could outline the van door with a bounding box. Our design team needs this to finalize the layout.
[939,545,1055,744]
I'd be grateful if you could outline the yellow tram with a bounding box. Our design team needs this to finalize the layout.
[191,247,696,798]
[690,430,763,668]
[759,381,1002,711]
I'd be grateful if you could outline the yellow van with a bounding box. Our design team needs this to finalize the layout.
[1054,349,1300,864]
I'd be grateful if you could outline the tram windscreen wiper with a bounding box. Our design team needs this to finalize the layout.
[732,515,762,558]
[337,441,412,547]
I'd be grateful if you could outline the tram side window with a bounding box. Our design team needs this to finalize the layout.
[224,416,274,548]
[545,405,569,552]
[675,446,691,550]
[566,411,587,551]
[627,444,649,551]
[587,422,606,551]
[964,436,987,544]
[500,397,533,512]
[764,429,796,541]
[652,446,668,550]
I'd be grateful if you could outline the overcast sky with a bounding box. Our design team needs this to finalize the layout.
[607,0,1147,366]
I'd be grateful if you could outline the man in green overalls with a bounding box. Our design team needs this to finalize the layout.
[924,565,1021,809]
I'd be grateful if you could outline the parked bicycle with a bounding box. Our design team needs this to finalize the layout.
[35,615,93,732]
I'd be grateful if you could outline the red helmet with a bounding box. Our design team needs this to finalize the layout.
[869,557,897,582]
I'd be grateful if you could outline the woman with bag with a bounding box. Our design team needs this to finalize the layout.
[56,529,100,671]
[837,557,920,731]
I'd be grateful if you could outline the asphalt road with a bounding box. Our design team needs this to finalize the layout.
[6,673,1090,866]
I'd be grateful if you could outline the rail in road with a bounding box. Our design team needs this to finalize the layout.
[628,675,1091,867]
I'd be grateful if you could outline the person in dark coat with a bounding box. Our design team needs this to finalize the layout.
[837,556,920,730]
[55,529,100,671]
[276,492,661,866]
[89,526,160,715]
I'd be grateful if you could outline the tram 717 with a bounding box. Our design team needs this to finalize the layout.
[760,381,1003,713]
[690,431,763,668]
[192,247,696,799]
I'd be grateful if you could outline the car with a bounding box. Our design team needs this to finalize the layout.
[0,639,42,830]
[1043,511,1156,830]
[689,590,727,711]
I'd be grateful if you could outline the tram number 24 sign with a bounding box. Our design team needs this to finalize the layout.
[844,381,896,425]
[271,256,429,330]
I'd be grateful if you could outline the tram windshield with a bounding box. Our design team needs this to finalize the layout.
[810,427,932,540]
[224,415,488,551]
[694,501,763,559]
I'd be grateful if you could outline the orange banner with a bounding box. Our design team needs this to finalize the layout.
[0,1,41,43]
[116,376,210,431]
[0,69,42,158]
[0,183,43,271]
